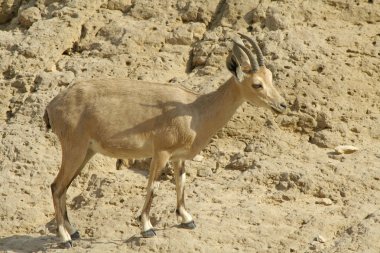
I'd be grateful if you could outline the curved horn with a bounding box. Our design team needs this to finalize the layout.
[238,33,265,67]
[232,39,259,72]
[231,37,250,71]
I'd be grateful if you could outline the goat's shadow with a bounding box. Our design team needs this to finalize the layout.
[125,234,144,247]
[0,234,56,253]
[124,227,168,247]
[0,219,60,253]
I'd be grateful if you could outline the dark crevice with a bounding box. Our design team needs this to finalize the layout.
[62,23,88,56]
[80,24,87,40]
[207,0,228,30]
[62,41,80,55]
[186,48,195,74]
[6,110,14,123]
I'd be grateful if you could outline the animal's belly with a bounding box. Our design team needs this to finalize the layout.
[89,139,153,159]
[171,147,199,160]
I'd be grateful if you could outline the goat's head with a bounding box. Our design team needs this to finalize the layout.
[227,33,287,113]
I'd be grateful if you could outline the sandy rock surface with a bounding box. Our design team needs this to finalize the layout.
[1,0,380,252]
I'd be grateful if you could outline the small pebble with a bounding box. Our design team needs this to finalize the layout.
[334,145,359,154]
[314,235,326,243]
[197,167,212,177]
[193,155,204,162]
[276,181,288,191]
[315,198,333,206]
[244,144,254,152]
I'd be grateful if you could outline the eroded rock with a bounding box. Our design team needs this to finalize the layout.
[265,7,289,31]
[0,0,22,24]
[102,0,132,12]
[18,7,41,28]
[167,23,206,45]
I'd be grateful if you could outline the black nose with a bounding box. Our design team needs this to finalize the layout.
[279,102,287,110]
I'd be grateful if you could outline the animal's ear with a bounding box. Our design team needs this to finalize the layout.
[226,55,245,83]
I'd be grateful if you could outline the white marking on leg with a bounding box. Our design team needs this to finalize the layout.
[178,206,193,223]
[141,187,155,232]
[141,213,153,232]
[150,181,160,192]
[64,220,77,235]
[58,225,71,242]
[175,163,193,223]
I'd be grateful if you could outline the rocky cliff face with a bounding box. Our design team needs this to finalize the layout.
[0,0,379,252]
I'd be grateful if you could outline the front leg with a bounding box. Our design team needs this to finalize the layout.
[139,151,170,237]
[173,160,195,229]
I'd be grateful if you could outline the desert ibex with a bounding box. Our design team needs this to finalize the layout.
[44,33,287,248]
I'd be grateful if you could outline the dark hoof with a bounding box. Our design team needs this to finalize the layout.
[70,231,80,240]
[181,220,196,229]
[60,240,73,249]
[141,228,156,238]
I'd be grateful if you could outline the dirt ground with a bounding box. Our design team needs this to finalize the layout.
[0,0,379,252]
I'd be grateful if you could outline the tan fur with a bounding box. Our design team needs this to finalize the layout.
[46,42,287,245]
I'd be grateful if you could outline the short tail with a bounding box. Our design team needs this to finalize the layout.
[43,109,51,130]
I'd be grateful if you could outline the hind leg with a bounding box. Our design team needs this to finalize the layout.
[51,143,92,248]
[61,150,95,240]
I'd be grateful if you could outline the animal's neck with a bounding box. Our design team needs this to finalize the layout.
[194,77,244,141]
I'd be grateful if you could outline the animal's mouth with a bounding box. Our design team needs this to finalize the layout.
[270,103,287,113]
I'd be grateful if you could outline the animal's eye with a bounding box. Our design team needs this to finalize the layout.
[252,83,263,89]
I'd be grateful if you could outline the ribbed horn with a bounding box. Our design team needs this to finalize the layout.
[238,33,265,67]
[231,37,250,71]
[232,39,259,72]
